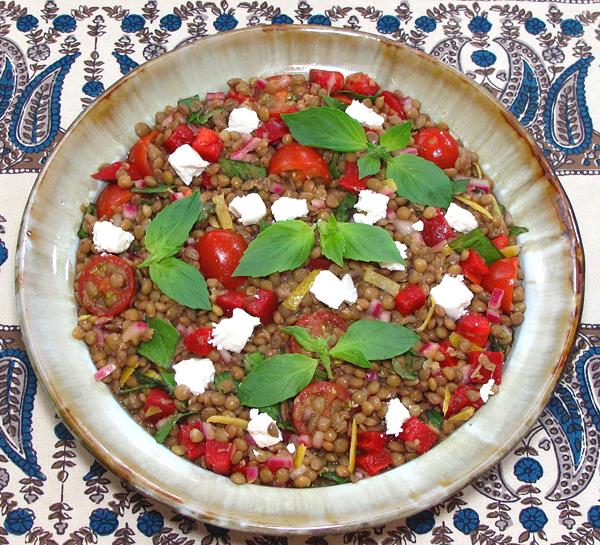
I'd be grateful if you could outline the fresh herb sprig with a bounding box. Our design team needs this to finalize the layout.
[281,326,333,378]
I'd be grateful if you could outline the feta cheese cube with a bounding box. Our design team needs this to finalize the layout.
[479,379,495,404]
[345,100,385,128]
[385,398,411,435]
[430,274,474,320]
[92,221,134,254]
[380,241,409,271]
[229,193,267,226]
[173,358,215,395]
[412,220,424,232]
[247,409,282,447]
[353,189,389,225]
[271,197,309,222]
[309,270,357,309]
[444,203,478,233]
[168,144,209,185]
[226,107,260,134]
[209,308,261,353]
[286,443,296,454]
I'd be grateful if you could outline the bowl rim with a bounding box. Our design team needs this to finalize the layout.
[15,24,585,534]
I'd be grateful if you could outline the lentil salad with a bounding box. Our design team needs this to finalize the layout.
[73,70,526,487]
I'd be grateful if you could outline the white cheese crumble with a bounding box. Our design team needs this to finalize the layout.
[286,443,296,454]
[226,107,260,134]
[353,189,389,225]
[247,409,282,447]
[309,270,358,310]
[412,220,424,232]
[271,197,309,222]
[209,308,260,353]
[168,144,209,185]
[444,203,478,233]
[430,274,474,320]
[479,379,496,404]
[345,100,385,128]
[92,221,134,254]
[380,241,409,271]
[385,398,411,435]
[173,358,215,395]
[228,193,267,226]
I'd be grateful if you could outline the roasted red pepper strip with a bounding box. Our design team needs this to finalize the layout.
[438,340,458,368]
[308,258,334,270]
[395,284,426,317]
[215,290,247,317]
[143,388,176,425]
[338,161,368,193]
[164,124,194,153]
[461,249,490,285]
[177,422,205,460]
[491,234,509,250]
[192,127,224,163]
[356,451,392,476]
[446,385,484,417]
[381,91,407,119]
[204,440,234,475]
[357,431,386,453]
[399,417,438,454]
[422,211,454,247]
[255,118,289,143]
[245,289,278,324]
[91,161,123,181]
[468,351,504,384]
[456,313,490,348]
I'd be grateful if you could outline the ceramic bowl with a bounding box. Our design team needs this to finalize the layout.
[16,26,584,534]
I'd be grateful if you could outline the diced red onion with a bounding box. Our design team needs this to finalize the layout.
[465,177,491,192]
[160,113,174,128]
[94,362,117,381]
[266,453,293,472]
[412,233,425,246]
[206,92,225,101]
[431,239,449,252]
[219,350,232,364]
[186,237,196,246]
[392,219,414,235]
[255,78,267,89]
[92,326,106,348]
[365,370,379,383]
[172,192,184,201]
[95,317,112,327]
[245,465,259,483]
[402,96,413,110]
[122,203,137,220]
[386,209,396,220]
[312,431,324,449]
[201,421,215,440]
[176,323,193,337]
[122,321,148,343]
[290,466,307,480]
[396,147,417,155]
[310,199,326,209]
[367,300,383,318]
[488,288,504,310]
[270,182,285,194]
[461,365,473,384]
[230,137,262,161]
[378,310,391,323]
[297,434,311,447]
[420,342,440,357]
[487,307,501,324]
[245,433,256,446]
[134,178,145,188]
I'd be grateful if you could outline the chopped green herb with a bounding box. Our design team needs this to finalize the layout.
[159,370,176,393]
[137,317,180,369]
[149,257,211,310]
[281,326,333,379]
[219,158,267,180]
[426,408,444,429]
[187,108,222,126]
[449,228,503,264]
[131,184,174,194]
[320,471,350,484]
[509,225,529,237]
[391,352,424,380]
[198,201,216,222]
[335,89,381,101]
[117,384,151,395]
[334,193,358,222]
[322,95,348,111]
[154,411,195,444]
[258,219,270,232]
[214,371,240,394]
[452,179,470,195]
[77,203,96,238]
[178,94,200,108]
[328,152,341,180]
[258,403,295,431]
[357,154,381,178]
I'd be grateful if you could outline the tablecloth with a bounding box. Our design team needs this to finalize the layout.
[0,0,598,543]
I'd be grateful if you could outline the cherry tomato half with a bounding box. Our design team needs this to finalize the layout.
[481,257,518,314]
[288,310,348,353]
[197,230,248,289]
[77,254,136,317]
[192,127,224,163]
[128,130,158,178]
[309,69,344,94]
[292,382,350,435]
[343,72,380,96]
[414,128,459,170]
[268,142,331,182]
[96,184,133,219]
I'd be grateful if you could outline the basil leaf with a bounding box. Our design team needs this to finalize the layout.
[214,371,240,394]
[328,153,341,179]
[281,326,333,378]
[386,154,453,208]
[178,94,200,108]
[155,412,194,444]
[142,192,201,264]
[509,225,529,237]
[426,408,444,429]
[335,90,380,101]
[137,317,180,368]
[219,158,267,181]
[233,220,315,277]
[452,179,470,195]
[244,352,265,373]
[334,193,358,222]
[149,257,211,310]
[77,203,96,238]
[187,108,221,126]
[198,201,216,222]
[357,155,380,178]
[159,370,176,393]
[391,353,424,380]
[449,228,503,264]
[331,320,419,367]
[320,471,350,485]
[282,107,368,152]
[380,121,412,152]
[260,404,296,432]
[323,95,348,111]
[258,219,270,232]
[337,222,404,264]
[131,184,174,194]
[118,384,152,395]
[237,354,318,407]
[318,215,346,267]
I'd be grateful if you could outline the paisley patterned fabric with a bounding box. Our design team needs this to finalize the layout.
[0,1,598,543]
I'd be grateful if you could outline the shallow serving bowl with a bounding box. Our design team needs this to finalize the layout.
[16,26,584,534]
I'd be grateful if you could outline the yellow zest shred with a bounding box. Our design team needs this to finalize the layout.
[442,387,451,416]
[455,195,494,221]
[381,178,397,193]
[119,366,136,388]
[448,332,484,352]
[143,369,162,381]
[416,296,436,333]
[206,415,249,429]
[501,245,519,258]
[363,268,401,296]
[77,314,91,322]
[448,406,476,424]
[440,245,452,256]
[282,269,320,311]
[144,406,162,418]
[348,416,358,473]
[212,193,234,229]
[294,443,307,469]
[473,162,483,179]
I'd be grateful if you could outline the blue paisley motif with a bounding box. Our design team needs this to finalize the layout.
[546,385,584,468]
[0,57,15,120]
[9,54,79,153]
[509,61,539,127]
[112,52,139,75]
[574,346,600,430]
[0,348,44,480]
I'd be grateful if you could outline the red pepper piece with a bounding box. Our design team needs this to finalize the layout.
[309,69,345,94]
[461,249,490,285]
[395,284,427,317]
[422,211,454,247]
[91,161,123,181]
[331,93,353,105]
[177,422,205,460]
[356,451,392,476]
[438,340,458,368]
[343,72,380,96]
[184,326,213,357]
[456,313,490,348]
[399,417,438,454]
[446,384,484,417]
[204,440,234,475]
[215,290,247,317]
[245,289,278,324]
[308,258,333,270]
[192,127,224,163]
[255,118,289,143]
[357,431,386,453]
[491,234,509,249]
[143,388,176,425]
[226,90,251,104]
[468,351,504,384]
[338,161,368,193]
[164,124,194,153]
[200,172,213,190]
[381,91,407,119]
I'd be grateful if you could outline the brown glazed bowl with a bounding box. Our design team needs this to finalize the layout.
[16,26,584,534]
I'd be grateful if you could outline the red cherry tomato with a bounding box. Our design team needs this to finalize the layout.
[381,91,407,119]
[414,128,459,170]
[78,255,136,317]
[215,290,247,317]
[191,127,224,163]
[91,161,123,181]
[197,229,248,289]
[96,184,133,219]
[288,310,348,353]
[421,210,454,247]
[268,142,331,182]
[456,313,491,348]
[128,130,158,178]
[184,326,214,356]
[309,69,344,94]
[225,90,251,104]
[255,118,289,143]
[343,72,380,96]
[292,382,350,435]
[143,388,176,425]
[481,257,518,313]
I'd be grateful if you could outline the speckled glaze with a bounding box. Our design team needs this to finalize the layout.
[16,26,584,535]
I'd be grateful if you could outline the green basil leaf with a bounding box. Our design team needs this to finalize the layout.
[337,222,404,264]
[237,354,318,407]
[391,353,424,380]
[334,193,358,222]
[244,352,265,373]
[386,154,453,208]
[260,404,296,432]
[281,325,333,378]
[233,220,315,277]
[335,90,380,101]
[159,370,176,393]
[509,225,529,237]
[77,203,96,238]
[318,215,346,267]
[131,184,174,194]
[328,153,341,179]
[282,107,368,152]
[142,192,202,264]
[137,317,180,368]
[357,155,381,178]
[452,179,470,195]
[155,412,195,444]
[219,158,267,181]
[118,384,152,395]
[214,371,240,394]
[187,108,221,126]
[449,228,503,264]
[258,219,270,232]
[149,257,211,310]
[178,94,200,108]
[331,320,419,367]
[323,95,348,111]
[426,408,444,429]
[320,471,350,485]
[380,121,412,152]
[197,201,216,222]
